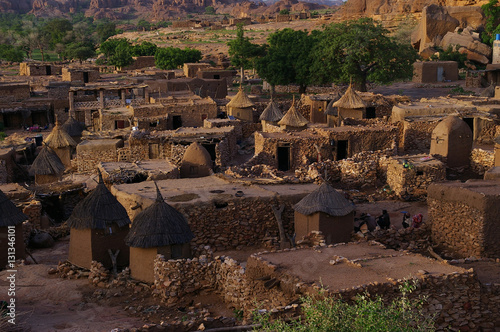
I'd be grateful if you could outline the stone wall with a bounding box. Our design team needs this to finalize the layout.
[476,120,498,144]
[174,196,300,251]
[401,119,439,153]
[76,145,119,172]
[470,148,494,175]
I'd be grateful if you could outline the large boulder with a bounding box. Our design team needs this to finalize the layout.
[30,232,55,248]
[412,5,460,52]
[459,47,490,64]
[440,29,492,58]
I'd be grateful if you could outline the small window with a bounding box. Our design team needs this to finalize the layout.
[149,121,157,127]
[416,171,424,176]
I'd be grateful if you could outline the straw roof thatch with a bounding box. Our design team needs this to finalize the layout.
[481,84,496,98]
[332,84,366,109]
[126,183,194,248]
[324,98,338,116]
[45,121,77,149]
[61,114,85,137]
[66,171,130,230]
[0,189,28,227]
[29,145,65,176]
[494,135,500,145]
[227,87,255,109]
[278,98,309,127]
[259,100,283,122]
[294,183,354,217]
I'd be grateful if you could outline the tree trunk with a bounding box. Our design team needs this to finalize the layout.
[40,48,45,62]
[358,73,368,92]
[240,66,244,85]
[272,204,287,250]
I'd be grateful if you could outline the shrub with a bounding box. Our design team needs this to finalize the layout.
[254,280,435,332]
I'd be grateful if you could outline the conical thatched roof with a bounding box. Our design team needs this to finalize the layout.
[126,183,194,248]
[332,84,366,109]
[259,100,283,122]
[66,171,130,230]
[0,189,28,227]
[61,115,85,137]
[325,98,338,116]
[29,145,65,176]
[494,135,500,145]
[45,121,77,149]
[294,183,354,217]
[227,87,255,108]
[278,98,309,127]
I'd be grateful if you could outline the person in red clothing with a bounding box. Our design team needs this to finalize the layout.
[412,213,423,228]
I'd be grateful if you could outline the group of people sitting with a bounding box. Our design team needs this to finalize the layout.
[354,210,424,233]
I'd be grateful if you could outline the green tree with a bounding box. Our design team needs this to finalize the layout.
[255,29,318,93]
[227,24,265,83]
[108,42,133,69]
[154,47,202,69]
[312,18,419,91]
[96,21,118,43]
[481,0,500,45]
[279,9,290,15]
[205,6,216,15]
[63,42,96,62]
[43,18,73,48]
[99,38,130,58]
[137,19,151,31]
[430,45,467,68]
[0,44,24,62]
[131,41,157,56]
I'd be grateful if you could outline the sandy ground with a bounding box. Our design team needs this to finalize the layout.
[0,239,143,332]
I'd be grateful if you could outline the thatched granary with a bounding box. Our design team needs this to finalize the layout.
[125,184,194,282]
[430,115,472,168]
[0,189,27,269]
[180,142,213,178]
[277,98,309,131]
[45,120,77,168]
[66,172,131,269]
[226,86,255,122]
[294,183,354,244]
[332,84,366,126]
[29,145,65,185]
[61,114,85,143]
[259,99,283,131]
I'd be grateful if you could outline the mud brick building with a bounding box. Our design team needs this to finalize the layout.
[166,77,228,99]
[76,139,125,172]
[62,67,100,83]
[413,61,459,83]
[428,180,500,258]
[19,62,62,76]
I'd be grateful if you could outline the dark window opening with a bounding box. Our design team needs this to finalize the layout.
[463,117,474,136]
[336,140,348,160]
[277,145,290,171]
[416,171,424,176]
[173,115,182,129]
[202,143,216,162]
[214,75,220,79]
[366,107,376,119]
[45,66,51,75]
[149,121,157,127]
[83,72,89,83]
[171,244,183,259]
[115,120,125,129]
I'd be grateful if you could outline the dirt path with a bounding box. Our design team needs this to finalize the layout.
[0,238,143,332]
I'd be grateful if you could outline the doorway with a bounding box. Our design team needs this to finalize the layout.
[366,107,376,119]
[149,143,160,159]
[45,66,51,75]
[83,72,89,83]
[463,117,474,137]
[437,67,444,82]
[277,145,291,171]
[202,143,216,162]
[336,140,348,160]
[173,115,182,129]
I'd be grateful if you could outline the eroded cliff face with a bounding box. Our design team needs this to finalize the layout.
[339,0,489,28]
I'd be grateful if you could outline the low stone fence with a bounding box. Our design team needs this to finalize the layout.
[470,148,494,175]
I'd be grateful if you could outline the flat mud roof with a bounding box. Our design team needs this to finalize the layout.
[256,242,468,291]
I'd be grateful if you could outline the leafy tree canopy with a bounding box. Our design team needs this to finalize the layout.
[155,47,202,70]
[108,42,133,69]
[99,38,130,58]
[482,0,500,45]
[255,29,319,93]
[227,24,265,70]
[0,44,24,62]
[131,41,157,57]
[312,18,419,91]
[205,6,216,15]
